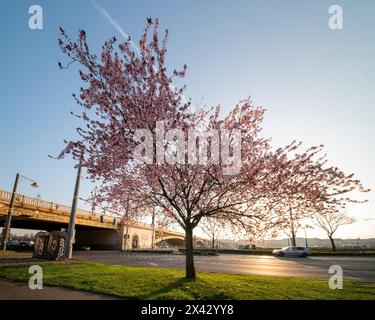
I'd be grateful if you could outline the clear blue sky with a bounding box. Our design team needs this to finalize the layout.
[0,0,374,238]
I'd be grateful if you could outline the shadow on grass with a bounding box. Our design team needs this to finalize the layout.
[137,277,196,300]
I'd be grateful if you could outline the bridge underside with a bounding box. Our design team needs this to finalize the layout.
[0,216,123,250]
[0,216,108,232]
[0,217,187,251]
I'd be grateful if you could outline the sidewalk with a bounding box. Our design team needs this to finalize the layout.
[0,280,119,300]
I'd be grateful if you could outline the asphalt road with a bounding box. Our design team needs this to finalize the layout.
[75,251,375,281]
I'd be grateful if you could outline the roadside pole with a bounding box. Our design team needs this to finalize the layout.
[0,173,20,250]
[151,209,156,249]
[65,155,83,259]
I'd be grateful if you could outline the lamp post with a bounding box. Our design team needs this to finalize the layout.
[304,226,309,248]
[1,173,39,251]
[151,209,156,249]
[65,155,83,259]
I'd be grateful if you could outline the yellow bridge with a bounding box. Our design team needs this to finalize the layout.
[0,189,193,249]
[0,189,119,230]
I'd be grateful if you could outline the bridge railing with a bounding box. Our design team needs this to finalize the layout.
[0,189,118,225]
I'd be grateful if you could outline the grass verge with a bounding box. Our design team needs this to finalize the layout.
[0,260,374,300]
[179,248,375,257]
[0,250,33,259]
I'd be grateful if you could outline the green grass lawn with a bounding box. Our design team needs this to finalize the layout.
[180,248,375,257]
[0,260,374,300]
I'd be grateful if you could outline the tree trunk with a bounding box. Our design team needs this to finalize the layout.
[290,231,296,247]
[211,237,215,249]
[185,225,196,279]
[288,207,296,247]
[329,236,336,251]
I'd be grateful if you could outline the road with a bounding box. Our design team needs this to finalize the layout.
[75,251,375,281]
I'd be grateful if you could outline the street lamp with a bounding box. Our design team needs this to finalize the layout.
[65,155,83,259]
[151,209,156,250]
[1,173,39,250]
[30,182,39,188]
[304,225,313,248]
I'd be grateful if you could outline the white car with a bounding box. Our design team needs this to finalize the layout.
[272,246,310,257]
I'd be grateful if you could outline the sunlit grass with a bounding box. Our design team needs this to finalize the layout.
[0,250,32,259]
[0,260,374,300]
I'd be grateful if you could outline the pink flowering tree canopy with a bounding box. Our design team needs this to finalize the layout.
[57,18,369,278]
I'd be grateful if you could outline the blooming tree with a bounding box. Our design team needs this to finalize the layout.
[261,144,369,246]
[57,18,368,279]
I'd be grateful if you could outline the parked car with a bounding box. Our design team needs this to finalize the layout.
[73,244,91,251]
[272,246,310,257]
[6,240,34,251]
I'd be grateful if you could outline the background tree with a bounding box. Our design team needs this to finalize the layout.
[263,144,369,246]
[200,218,225,249]
[314,211,356,250]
